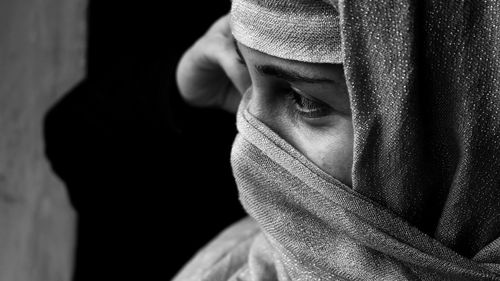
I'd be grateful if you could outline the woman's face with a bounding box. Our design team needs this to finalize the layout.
[236,42,354,186]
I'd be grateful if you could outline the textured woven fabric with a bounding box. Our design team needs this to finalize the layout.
[175,0,500,280]
[230,0,343,63]
[341,0,500,258]
[231,108,500,280]
[231,0,500,279]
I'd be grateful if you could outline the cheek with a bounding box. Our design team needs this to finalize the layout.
[292,119,354,187]
[242,86,354,186]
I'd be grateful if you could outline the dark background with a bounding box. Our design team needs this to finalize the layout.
[45,1,245,280]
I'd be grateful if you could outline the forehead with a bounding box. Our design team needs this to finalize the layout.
[237,42,345,83]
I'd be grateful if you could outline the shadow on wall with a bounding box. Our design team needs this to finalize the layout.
[44,1,245,280]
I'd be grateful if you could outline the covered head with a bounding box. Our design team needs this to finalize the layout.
[230,0,500,279]
[231,0,342,63]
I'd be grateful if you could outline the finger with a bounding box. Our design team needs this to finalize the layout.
[217,37,252,96]
[221,58,251,96]
[206,14,231,37]
[220,85,242,113]
[202,14,250,95]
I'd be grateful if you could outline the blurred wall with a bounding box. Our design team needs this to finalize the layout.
[45,1,245,280]
[0,0,86,280]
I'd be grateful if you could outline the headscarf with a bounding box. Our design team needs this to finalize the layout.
[227,0,500,280]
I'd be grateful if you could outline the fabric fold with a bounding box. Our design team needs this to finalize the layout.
[231,0,343,63]
[231,108,500,280]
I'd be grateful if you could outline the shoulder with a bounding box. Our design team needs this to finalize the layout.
[173,217,261,281]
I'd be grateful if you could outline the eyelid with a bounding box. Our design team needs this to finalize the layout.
[290,86,328,106]
[287,87,334,119]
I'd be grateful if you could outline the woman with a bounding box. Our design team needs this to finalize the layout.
[174,0,500,280]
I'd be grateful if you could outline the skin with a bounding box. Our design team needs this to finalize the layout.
[236,43,354,186]
[176,15,250,113]
[177,15,354,187]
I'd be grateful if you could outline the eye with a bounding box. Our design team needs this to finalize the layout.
[286,88,334,119]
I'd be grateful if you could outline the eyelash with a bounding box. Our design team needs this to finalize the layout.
[286,89,333,119]
[233,51,334,119]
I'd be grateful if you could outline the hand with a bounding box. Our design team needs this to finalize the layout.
[176,14,251,113]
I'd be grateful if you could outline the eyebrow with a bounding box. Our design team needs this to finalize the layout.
[233,39,337,84]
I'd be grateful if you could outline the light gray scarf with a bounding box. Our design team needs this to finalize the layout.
[229,0,500,280]
[232,107,500,280]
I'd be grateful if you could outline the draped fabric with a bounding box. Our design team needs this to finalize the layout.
[174,1,500,280]
[229,107,500,280]
[231,0,343,63]
[340,0,500,258]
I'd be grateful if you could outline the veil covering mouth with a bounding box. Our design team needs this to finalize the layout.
[174,0,500,280]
